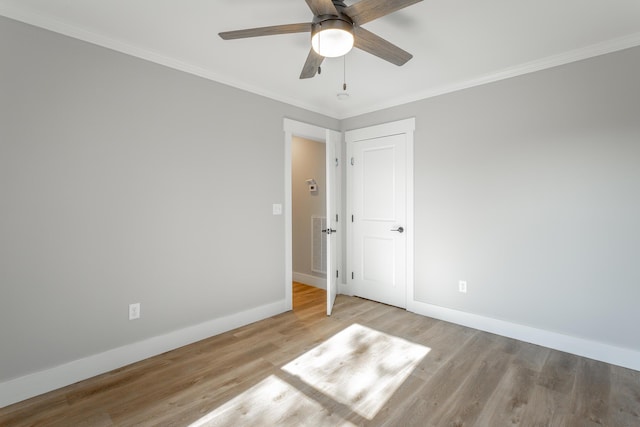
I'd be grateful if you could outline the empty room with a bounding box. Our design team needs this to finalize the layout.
[1,1,639,425]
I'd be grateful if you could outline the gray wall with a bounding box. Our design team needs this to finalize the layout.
[342,46,640,351]
[2,12,640,387]
[0,16,338,382]
[292,137,326,279]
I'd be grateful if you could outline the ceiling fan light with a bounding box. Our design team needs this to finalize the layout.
[311,20,354,58]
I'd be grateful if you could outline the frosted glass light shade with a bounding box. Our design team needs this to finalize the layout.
[311,20,354,58]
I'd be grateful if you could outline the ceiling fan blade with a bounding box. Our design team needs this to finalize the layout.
[344,0,423,25]
[354,27,412,66]
[219,23,311,40]
[305,0,339,16]
[300,49,325,79]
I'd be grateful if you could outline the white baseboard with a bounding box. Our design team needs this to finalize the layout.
[4,295,637,409]
[293,272,326,290]
[407,299,640,372]
[0,299,287,409]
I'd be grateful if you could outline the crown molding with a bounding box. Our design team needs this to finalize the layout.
[0,6,338,119]
[339,31,640,119]
[2,6,640,124]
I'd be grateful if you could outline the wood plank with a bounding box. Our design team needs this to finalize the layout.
[377,332,495,425]
[424,334,513,426]
[569,358,611,425]
[519,384,572,425]
[474,364,537,426]
[609,365,640,426]
[409,320,477,380]
[367,373,428,426]
[512,339,551,373]
[537,350,579,394]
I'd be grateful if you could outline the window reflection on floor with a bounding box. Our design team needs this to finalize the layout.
[189,323,430,426]
[189,374,348,427]
[283,324,431,419]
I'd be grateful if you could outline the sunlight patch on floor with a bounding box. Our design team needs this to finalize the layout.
[282,323,431,420]
[188,323,429,426]
[188,374,355,427]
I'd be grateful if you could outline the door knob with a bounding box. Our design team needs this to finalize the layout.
[390,226,404,233]
[322,228,337,235]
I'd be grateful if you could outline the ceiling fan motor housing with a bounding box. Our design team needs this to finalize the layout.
[311,15,354,35]
[311,5,354,58]
[313,1,351,23]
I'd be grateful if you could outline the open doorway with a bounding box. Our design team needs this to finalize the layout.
[292,136,327,310]
[283,119,341,315]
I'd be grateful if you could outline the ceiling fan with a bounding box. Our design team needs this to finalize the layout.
[219,0,423,79]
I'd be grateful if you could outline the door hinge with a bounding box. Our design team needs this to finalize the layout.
[351,272,354,280]
[350,157,354,166]
[351,214,354,222]
[335,157,339,167]
[335,214,338,222]
[336,270,339,278]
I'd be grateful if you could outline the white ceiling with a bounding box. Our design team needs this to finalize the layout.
[2,0,640,119]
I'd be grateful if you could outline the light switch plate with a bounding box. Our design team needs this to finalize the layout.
[129,303,140,320]
[272,204,282,215]
[459,281,467,293]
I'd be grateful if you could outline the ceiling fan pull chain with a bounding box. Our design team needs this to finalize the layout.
[318,22,322,56]
[317,23,322,75]
[343,55,347,91]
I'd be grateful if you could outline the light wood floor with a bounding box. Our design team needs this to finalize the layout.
[1,283,639,426]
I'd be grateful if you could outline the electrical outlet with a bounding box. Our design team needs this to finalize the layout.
[458,281,467,293]
[129,303,141,320]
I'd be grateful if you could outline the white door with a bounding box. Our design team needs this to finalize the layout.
[346,119,414,309]
[326,130,341,315]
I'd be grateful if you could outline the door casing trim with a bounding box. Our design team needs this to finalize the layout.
[283,118,340,311]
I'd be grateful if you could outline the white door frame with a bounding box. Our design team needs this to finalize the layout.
[283,118,341,311]
[345,118,415,307]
